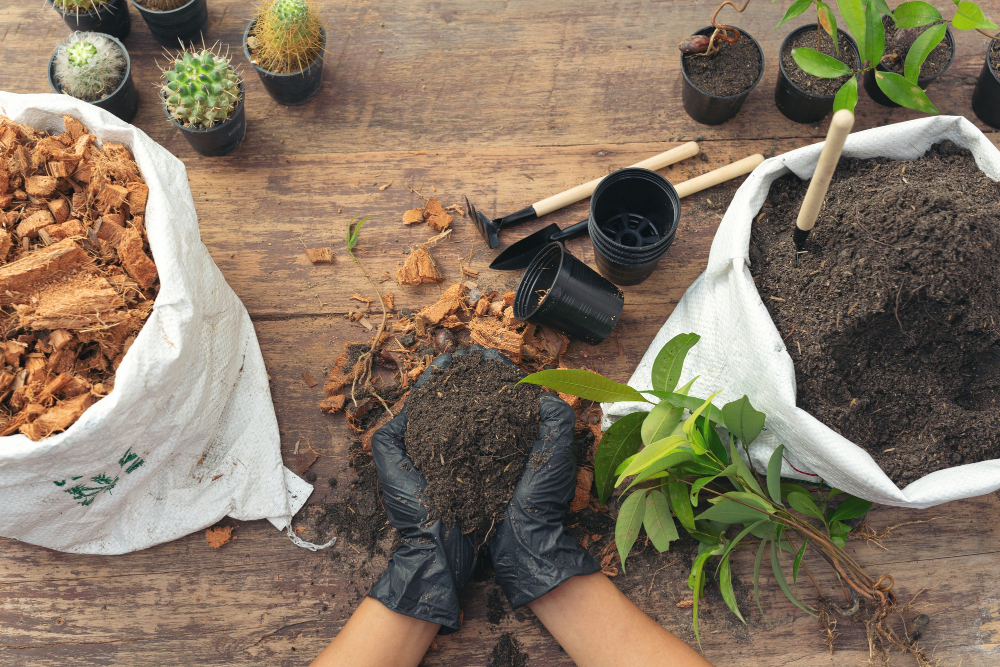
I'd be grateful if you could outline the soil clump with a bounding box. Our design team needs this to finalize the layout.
[782,29,856,96]
[751,141,1000,486]
[683,32,761,96]
[487,633,528,667]
[405,349,541,542]
[881,15,951,78]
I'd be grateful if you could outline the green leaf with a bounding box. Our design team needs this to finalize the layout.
[753,536,770,617]
[838,0,867,60]
[904,23,946,82]
[793,538,808,584]
[594,412,645,504]
[690,464,738,505]
[781,482,817,499]
[720,491,775,513]
[719,519,769,563]
[875,70,939,113]
[721,395,766,445]
[719,554,746,623]
[623,450,693,493]
[766,444,785,505]
[891,1,941,28]
[865,0,887,66]
[776,0,813,28]
[829,520,852,537]
[647,391,725,425]
[791,47,853,78]
[641,400,684,446]
[615,490,647,573]
[668,481,696,532]
[771,538,817,616]
[695,499,770,524]
[675,376,698,396]
[650,333,700,393]
[816,1,840,54]
[830,495,874,522]
[833,76,859,113]
[953,0,998,30]
[873,0,892,16]
[346,216,371,254]
[683,392,722,439]
[689,547,715,649]
[787,491,826,521]
[729,439,765,496]
[617,434,687,484]
[519,369,647,403]
[831,535,847,548]
[644,489,678,551]
[614,453,637,477]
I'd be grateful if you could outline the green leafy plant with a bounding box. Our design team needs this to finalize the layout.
[53,0,111,13]
[775,0,843,54]
[53,32,125,102]
[250,0,324,74]
[345,215,370,259]
[521,333,918,654]
[160,46,242,129]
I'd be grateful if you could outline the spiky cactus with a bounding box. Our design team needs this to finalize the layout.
[134,0,189,10]
[251,0,324,74]
[160,48,242,129]
[53,0,111,13]
[53,32,125,102]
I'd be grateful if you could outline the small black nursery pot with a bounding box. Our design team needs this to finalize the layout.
[162,78,247,156]
[775,25,861,124]
[863,28,954,107]
[48,0,131,40]
[972,43,1000,129]
[513,242,624,346]
[48,35,139,123]
[243,20,326,106]
[588,167,680,286]
[130,0,209,48]
[680,26,764,125]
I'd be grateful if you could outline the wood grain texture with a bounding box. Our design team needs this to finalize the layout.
[3,0,1000,665]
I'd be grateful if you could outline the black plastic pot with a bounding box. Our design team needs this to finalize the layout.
[48,35,139,123]
[972,44,1000,128]
[130,0,208,48]
[162,78,246,156]
[681,26,764,125]
[588,167,680,286]
[775,25,861,124]
[243,19,326,106]
[48,0,131,40]
[513,242,624,345]
[863,28,954,107]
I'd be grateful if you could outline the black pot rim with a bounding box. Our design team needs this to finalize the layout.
[986,41,1000,84]
[129,0,197,15]
[161,75,245,134]
[590,167,680,257]
[516,242,564,321]
[779,24,861,101]
[875,24,955,84]
[243,17,326,77]
[47,33,131,104]
[680,25,765,100]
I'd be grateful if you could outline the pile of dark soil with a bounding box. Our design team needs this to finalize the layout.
[881,15,952,78]
[683,32,761,96]
[751,142,1000,486]
[310,441,390,556]
[782,28,855,96]
[405,349,541,541]
[488,633,528,667]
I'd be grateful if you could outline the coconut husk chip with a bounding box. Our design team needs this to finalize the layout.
[396,247,443,285]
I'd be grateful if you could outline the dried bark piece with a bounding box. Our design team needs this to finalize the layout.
[570,468,594,512]
[63,115,86,142]
[305,247,335,263]
[15,273,125,331]
[205,525,234,548]
[402,208,424,225]
[382,292,395,310]
[47,198,70,223]
[417,283,464,325]
[396,247,444,285]
[0,231,12,260]
[126,182,148,215]
[95,183,128,213]
[44,219,86,242]
[502,291,516,307]
[468,317,522,362]
[0,238,92,305]
[302,370,318,388]
[502,306,517,328]
[96,218,126,247]
[24,176,58,198]
[319,394,346,413]
[488,300,505,318]
[423,197,452,231]
[117,228,158,289]
[16,210,55,239]
[475,296,492,316]
[1,340,26,366]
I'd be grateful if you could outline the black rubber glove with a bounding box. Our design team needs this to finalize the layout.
[489,392,601,608]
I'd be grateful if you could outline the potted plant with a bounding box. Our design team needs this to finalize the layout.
[678,0,764,125]
[972,36,1000,128]
[244,0,326,105]
[47,31,139,122]
[130,0,209,48]
[47,0,131,40]
[160,46,246,156]
[773,1,861,123]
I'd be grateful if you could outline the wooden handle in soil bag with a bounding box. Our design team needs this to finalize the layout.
[794,109,855,247]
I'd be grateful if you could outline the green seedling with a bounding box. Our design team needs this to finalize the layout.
[251,0,324,74]
[160,46,242,129]
[53,31,125,102]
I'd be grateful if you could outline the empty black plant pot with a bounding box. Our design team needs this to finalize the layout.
[48,35,139,123]
[243,19,326,106]
[680,25,764,125]
[130,0,208,48]
[863,28,954,107]
[775,25,861,124]
[162,78,246,156]
[588,167,680,286]
[48,0,131,40]
[972,43,1000,129]
[513,242,624,346]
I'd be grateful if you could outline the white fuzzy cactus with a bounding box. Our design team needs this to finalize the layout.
[53,32,125,102]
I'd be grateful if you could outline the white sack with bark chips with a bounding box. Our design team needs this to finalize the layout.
[0,93,312,553]
[604,116,1000,509]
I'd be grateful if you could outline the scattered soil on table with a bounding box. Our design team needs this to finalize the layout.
[683,31,761,97]
[881,15,952,78]
[405,349,541,542]
[751,141,1000,486]
[487,632,528,667]
[487,588,508,626]
[782,28,856,96]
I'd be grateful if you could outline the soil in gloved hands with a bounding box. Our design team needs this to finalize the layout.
[405,349,541,543]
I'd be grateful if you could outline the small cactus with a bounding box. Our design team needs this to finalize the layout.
[53,31,126,102]
[251,0,323,74]
[160,47,242,129]
[53,0,111,13]
[134,0,189,10]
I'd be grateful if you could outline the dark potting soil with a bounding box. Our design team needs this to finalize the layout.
[488,632,528,667]
[405,350,542,542]
[991,38,1000,76]
[683,32,762,97]
[487,588,508,626]
[750,142,1000,486]
[881,15,951,78]
[311,441,390,555]
[782,29,856,96]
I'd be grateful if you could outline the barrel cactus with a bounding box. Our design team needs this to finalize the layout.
[53,32,126,102]
[53,0,111,13]
[160,48,242,129]
[250,0,324,74]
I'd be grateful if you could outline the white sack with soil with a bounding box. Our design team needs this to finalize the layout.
[0,93,311,553]
[604,116,1000,509]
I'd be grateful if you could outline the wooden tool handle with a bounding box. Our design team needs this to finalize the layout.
[531,141,700,216]
[673,153,765,199]
[796,109,855,233]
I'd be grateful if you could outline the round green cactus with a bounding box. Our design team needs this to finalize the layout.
[161,49,241,129]
[53,0,111,14]
[53,32,125,102]
[252,0,323,74]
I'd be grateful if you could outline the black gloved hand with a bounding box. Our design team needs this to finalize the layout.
[489,392,601,608]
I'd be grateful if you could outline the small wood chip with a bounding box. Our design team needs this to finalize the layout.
[379,180,393,191]
[205,525,234,549]
[461,266,479,278]
[402,208,424,225]
[305,247,335,263]
[302,371,318,388]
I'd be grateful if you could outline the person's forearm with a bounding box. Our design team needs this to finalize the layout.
[310,597,440,667]
[528,573,714,667]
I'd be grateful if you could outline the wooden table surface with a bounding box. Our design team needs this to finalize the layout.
[3,1,1000,665]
